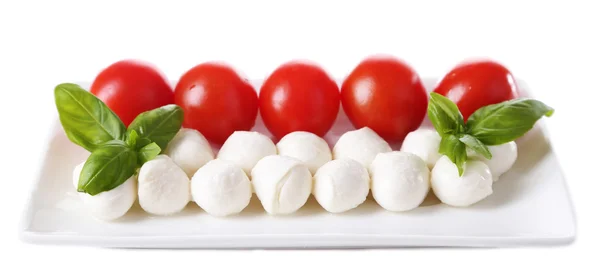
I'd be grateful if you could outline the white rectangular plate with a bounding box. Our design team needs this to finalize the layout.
[19,79,576,248]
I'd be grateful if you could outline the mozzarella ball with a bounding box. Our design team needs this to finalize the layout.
[217,131,277,175]
[313,158,370,213]
[137,155,191,216]
[164,128,214,178]
[468,141,518,181]
[191,159,252,216]
[73,162,137,221]
[251,155,312,214]
[369,152,430,211]
[276,131,332,174]
[333,127,392,167]
[400,128,442,169]
[431,156,493,207]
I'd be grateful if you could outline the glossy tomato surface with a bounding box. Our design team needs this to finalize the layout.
[435,60,519,120]
[90,60,174,126]
[259,61,340,139]
[174,63,258,144]
[341,56,428,143]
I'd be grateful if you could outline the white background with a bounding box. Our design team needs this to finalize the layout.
[1,0,598,275]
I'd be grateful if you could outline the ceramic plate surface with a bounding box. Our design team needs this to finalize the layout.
[19,79,576,248]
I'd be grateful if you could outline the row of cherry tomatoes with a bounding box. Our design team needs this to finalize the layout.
[89,57,518,144]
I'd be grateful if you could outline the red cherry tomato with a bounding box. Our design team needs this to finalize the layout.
[174,63,258,144]
[91,60,174,126]
[435,60,519,120]
[259,61,340,139]
[341,56,428,142]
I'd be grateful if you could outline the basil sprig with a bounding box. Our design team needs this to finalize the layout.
[138,142,162,164]
[55,83,183,195]
[55,84,125,152]
[427,93,465,135]
[466,99,554,145]
[127,104,184,151]
[427,92,553,176]
[458,134,491,160]
[77,140,137,195]
[438,134,468,175]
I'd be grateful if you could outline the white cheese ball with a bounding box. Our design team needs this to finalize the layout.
[431,156,493,207]
[137,155,191,216]
[72,162,137,221]
[400,128,442,169]
[468,141,518,181]
[251,155,312,214]
[217,131,277,176]
[333,127,392,167]
[164,128,214,178]
[369,152,430,212]
[313,158,370,213]
[191,159,252,216]
[276,131,332,174]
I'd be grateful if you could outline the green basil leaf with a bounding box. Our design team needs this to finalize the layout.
[126,129,139,149]
[127,104,183,151]
[466,98,554,145]
[439,134,467,176]
[55,83,126,152]
[459,134,492,160]
[138,142,162,164]
[427,92,465,135]
[78,140,137,195]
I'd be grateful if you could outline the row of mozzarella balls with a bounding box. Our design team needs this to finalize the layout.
[73,127,517,220]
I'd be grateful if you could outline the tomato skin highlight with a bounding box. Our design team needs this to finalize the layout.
[435,60,519,120]
[340,56,428,143]
[174,63,258,145]
[259,61,340,139]
[90,60,174,126]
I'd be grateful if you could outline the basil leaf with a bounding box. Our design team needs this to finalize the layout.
[126,129,139,149]
[78,140,137,195]
[55,83,126,152]
[427,92,465,135]
[127,104,183,151]
[459,134,492,160]
[439,134,467,176]
[138,142,162,164]
[466,99,554,145]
